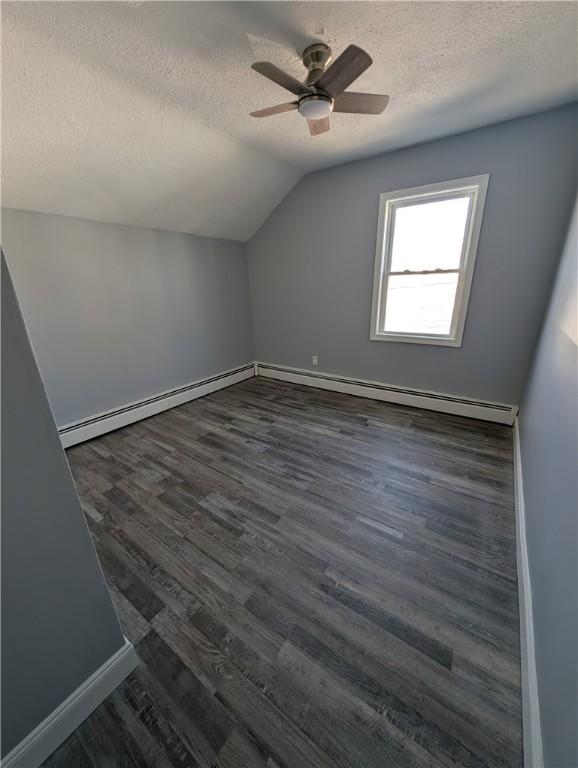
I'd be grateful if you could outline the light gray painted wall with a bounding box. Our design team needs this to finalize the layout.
[518,196,578,768]
[1,254,125,757]
[247,104,578,404]
[1,209,254,426]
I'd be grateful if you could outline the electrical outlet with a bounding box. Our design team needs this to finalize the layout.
[312,355,318,367]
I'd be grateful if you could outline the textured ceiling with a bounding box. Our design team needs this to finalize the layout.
[2,2,577,241]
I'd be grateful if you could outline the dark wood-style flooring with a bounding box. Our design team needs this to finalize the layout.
[44,378,522,768]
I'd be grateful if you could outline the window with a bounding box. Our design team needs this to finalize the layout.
[370,175,489,346]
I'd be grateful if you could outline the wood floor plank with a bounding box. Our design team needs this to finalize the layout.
[42,378,522,768]
[235,549,522,750]
[271,640,443,768]
[216,729,270,768]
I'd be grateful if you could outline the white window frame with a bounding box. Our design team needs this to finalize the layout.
[370,174,489,347]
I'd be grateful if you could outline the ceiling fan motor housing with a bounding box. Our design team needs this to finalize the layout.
[302,43,332,85]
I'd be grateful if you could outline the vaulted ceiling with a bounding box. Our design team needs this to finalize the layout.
[2,1,577,241]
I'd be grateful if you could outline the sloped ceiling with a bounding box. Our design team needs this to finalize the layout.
[2,1,577,241]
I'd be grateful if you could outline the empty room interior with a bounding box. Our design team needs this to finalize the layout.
[2,2,577,767]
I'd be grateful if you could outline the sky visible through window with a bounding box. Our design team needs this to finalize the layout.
[384,196,470,335]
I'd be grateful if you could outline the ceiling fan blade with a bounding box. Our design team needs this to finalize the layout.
[315,45,372,98]
[250,102,298,118]
[333,92,389,115]
[308,117,330,136]
[251,62,312,96]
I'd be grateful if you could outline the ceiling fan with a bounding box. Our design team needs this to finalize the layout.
[250,43,389,136]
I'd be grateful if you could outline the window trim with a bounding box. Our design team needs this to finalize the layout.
[370,174,489,347]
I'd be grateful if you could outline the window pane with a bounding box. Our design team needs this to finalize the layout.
[390,196,470,272]
[384,273,459,335]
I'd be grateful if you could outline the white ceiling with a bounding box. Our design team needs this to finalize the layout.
[2,1,577,241]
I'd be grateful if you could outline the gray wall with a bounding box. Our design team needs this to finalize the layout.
[1,254,126,757]
[518,196,578,768]
[1,209,254,426]
[247,104,578,404]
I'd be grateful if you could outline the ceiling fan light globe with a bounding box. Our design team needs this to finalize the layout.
[298,95,333,120]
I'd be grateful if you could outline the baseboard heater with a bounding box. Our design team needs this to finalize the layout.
[256,362,517,425]
[59,363,255,447]
[59,359,516,449]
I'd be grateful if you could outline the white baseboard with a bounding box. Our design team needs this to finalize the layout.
[59,363,255,447]
[513,419,543,768]
[256,362,518,425]
[1,639,138,768]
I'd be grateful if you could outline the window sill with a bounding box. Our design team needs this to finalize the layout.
[370,331,463,347]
